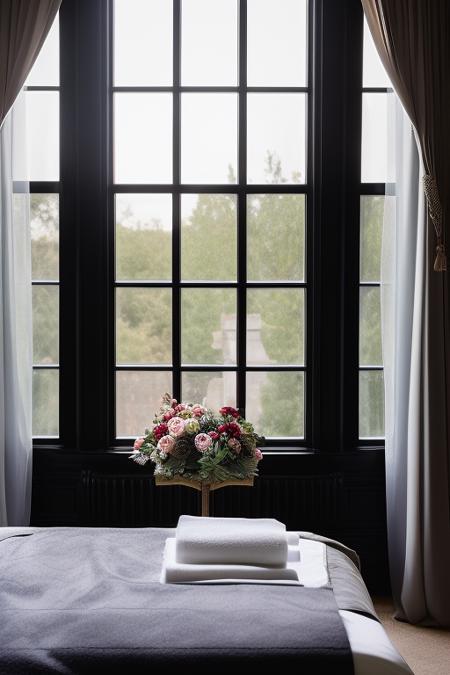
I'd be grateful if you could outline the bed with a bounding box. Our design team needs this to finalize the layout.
[0,527,413,674]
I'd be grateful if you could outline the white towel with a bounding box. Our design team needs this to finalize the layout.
[175,515,289,567]
[161,538,300,584]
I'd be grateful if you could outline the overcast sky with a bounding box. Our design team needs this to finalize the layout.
[25,2,391,214]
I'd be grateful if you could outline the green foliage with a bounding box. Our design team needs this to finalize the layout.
[359,196,385,436]
[181,193,237,281]
[261,372,304,438]
[30,194,59,436]
[32,286,59,365]
[360,196,383,281]
[248,192,305,281]
[359,371,384,438]
[116,217,171,281]
[31,163,385,438]
[30,193,59,280]
[32,370,58,436]
[116,287,172,364]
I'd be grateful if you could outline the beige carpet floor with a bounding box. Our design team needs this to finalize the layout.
[373,597,450,675]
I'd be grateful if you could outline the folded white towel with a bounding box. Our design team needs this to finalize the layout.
[161,538,300,584]
[175,515,289,567]
[287,532,300,547]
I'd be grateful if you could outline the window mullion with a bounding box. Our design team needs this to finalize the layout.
[172,0,181,402]
[236,0,247,416]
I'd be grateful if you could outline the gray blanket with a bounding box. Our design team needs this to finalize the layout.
[0,527,360,674]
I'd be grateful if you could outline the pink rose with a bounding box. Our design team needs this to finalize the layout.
[167,416,186,437]
[163,409,175,421]
[194,433,213,452]
[157,435,175,454]
[175,403,187,413]
[192,405,205,417]
[255,448,263,460]
[133,437,144,451]
[171,398,178,408]
[228,437,241,454]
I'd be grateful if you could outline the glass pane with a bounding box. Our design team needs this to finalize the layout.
[116,371,172,437]
[247,289,304,365]
[181,0,237,85]
[359,370,384,438]
[116,288,172,365]
[115,194,172,281]
[247,0,307,86]
[363,19,391,88]
[181,93,237,184]
[30,194,59,280]
[182,371,236,409]
[361,93,389,183]
[26,15,59,86]
[33,286,59,365]
[181,288,236,365]
[33,369,59,437]
[114,0,172,85]
[247,93,306,184]
[114,93,172,183]
[247,194,305,281]
[246,371,304,438]
[26,91,59,181]
[181,194,237,280]
[360,196,384,282]
[359,287,382,366]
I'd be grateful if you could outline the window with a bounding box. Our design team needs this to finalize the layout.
[358,19,392,440]
[32,0,387,452]
[112,0,308,442]
[26,16,60,438]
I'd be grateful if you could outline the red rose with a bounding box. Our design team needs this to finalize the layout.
[219,406,240,418]
[153,422,169,440]
[209,431,219,440]
[217,424,226,434]
[228,422,241,437]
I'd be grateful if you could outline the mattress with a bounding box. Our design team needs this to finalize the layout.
[0,527,413,674]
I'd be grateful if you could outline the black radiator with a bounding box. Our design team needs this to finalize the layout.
[81,470,343,531]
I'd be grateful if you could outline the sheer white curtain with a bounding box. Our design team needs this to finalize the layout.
[0,96,33,526]
[382,97,421,609]
[382,94,450,626]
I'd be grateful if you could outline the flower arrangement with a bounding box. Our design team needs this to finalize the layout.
[130,393,264,484]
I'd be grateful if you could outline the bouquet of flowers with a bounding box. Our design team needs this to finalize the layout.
[130,393,264,484]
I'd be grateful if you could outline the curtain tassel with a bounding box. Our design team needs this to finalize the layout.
[434,242,447,272]
[423,175,446,272]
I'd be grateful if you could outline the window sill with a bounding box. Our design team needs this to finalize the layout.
[32,444,384,455]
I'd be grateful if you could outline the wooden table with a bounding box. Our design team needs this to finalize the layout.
[154,475,254,516]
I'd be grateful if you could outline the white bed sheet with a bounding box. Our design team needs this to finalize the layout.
[296,538,412,675]
[341,610,413,675]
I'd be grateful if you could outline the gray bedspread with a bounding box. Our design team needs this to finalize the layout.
[0,527,363,674]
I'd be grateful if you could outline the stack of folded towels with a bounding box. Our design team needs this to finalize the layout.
[161,515,301,584]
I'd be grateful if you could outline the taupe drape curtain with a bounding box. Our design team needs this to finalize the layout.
[362,0,450,627]
[0,0,61,128]
[362,0,450,272]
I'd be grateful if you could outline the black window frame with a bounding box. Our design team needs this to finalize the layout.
[109,0,312,448]
[358,70,392,443]
[26,70,61,439]
[33,0,384,454]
